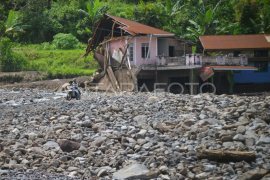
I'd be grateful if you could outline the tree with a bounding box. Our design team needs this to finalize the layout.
[78,0,108,32]
[234,0,259,34]
[0,10,30,41]
[250,0,270,33]
[186,0,223,41]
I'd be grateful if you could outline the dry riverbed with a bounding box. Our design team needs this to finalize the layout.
[0,88,270,180]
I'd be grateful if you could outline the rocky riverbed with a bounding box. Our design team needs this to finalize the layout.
[0,88,270,180]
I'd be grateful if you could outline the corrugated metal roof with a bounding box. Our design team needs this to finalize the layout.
[210,66,258,70]
[199,34,270,50]
[105,14,174,36]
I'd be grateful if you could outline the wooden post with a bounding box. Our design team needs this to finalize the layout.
[125,39,131,69]
[104,50,107,73]
[146,34,153,64]
[111,21,116,39]
[107,66,119,91]
[227,71,234,93]
[125,63,138,92]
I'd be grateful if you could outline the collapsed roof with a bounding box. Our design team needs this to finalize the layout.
[81,14,175,59]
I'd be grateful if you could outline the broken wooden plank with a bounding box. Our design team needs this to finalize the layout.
[104,50,107,73]
[125,63,137,86]
[222,121,250,130]
[99,36,130,45]
[93,71,105,82]
[197,149,256,162]
[119,44,129,69]
[77,18,103,61]
[107,66,120,91]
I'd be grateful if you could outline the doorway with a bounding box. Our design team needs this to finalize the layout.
[169,76,190,94]
[169,46,174,57]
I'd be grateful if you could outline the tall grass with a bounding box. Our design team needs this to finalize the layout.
[12,44,98,79]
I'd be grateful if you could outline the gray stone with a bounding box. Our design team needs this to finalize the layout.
[112,164,149,180]
[223,142,234,148]
[91,137,107,147]
[245,138,255,146]
[257,135,270,145]
[233,134,245,141]
[74,112,85,120]
[97,169,107,177]
[147,96,159,103]
[237,126,246,134]
[134,115,147,124]
[43,141,60,149]
[159,166,169,174]
[241,169,269,180]
[50,160,60,168]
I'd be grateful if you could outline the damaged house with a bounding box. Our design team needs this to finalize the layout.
[81,14,258,94]
[80,14,195,93]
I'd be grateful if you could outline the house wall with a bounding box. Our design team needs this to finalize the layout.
[168,39,192,56]
[109,37,157,66]
[158,38,169,56]
[136,37,157,65]
[207,49,270,84]
[109,39,135,66]
[233,61,270,83]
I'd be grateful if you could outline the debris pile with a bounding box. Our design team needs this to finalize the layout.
[1,89,270,180]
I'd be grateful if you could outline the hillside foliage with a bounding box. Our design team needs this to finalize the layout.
[0,0,270,74]
[1,0,269,44]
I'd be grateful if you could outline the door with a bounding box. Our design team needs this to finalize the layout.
[169,46,174,57]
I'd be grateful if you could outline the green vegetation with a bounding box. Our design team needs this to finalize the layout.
[13,44,98,78]
[0,10,30,41]
[0,37,27,72]
[52,33,81,50]
[0,0,270,75]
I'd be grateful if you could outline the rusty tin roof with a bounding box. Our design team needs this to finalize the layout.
[105,14,174,36]
[199,34,270,50]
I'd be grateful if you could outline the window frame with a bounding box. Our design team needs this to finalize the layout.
[254,50,268,57]
[233,51,241,57]
[254,61,269,73]
[141,43,150,58]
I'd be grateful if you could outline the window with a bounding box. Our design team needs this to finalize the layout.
[129,43,133,61]
[254,61,268,72]
[234,51,241,57]
[254,50,268,57]
[141,43,150,58]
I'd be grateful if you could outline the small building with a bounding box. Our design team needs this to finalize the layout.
[199,34,270,93]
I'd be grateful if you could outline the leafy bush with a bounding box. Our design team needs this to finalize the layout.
[0,37,27,72]
[40,42,51,50]
[52,33,80,50]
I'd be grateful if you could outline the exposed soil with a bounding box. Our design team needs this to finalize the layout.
[0,71,91,90]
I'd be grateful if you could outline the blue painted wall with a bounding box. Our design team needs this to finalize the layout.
[234,61,270,83]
